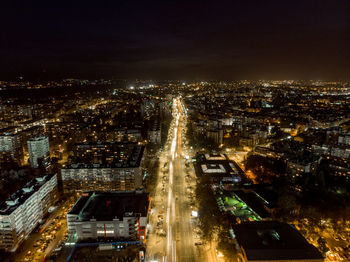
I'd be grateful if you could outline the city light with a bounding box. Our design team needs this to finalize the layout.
[2,1,350,261]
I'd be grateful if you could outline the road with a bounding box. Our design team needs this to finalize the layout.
[171,99,195,262]
[147,97,199,262]
[10,195,75,262]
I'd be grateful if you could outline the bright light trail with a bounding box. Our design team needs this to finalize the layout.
[172,241,176,262]
[167,223,172,255]
[169,162,173,185]
[165,98,183,262]
[168,189,172,208]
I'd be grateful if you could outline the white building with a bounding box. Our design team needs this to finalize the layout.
[27,135,50,168]
[61,165,143,193]
[0,133,21,161]
[330,146,350,159]
[0,174,58,252]
[61,143,145,193]
[67,191,149,243]
[338,135,350,146]
[0,133,20,152]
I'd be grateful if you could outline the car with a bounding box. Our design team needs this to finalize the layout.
[54,246,62,252]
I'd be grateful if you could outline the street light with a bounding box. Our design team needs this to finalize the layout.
[217,251,224,258]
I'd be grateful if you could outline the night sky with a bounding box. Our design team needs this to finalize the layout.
[1,1,350,80]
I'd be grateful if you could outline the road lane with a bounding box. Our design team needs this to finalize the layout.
[147,97,199,262]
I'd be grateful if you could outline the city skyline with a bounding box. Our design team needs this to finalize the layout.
[1,1,350,262]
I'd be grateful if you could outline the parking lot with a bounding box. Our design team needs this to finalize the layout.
[11,195,76,262]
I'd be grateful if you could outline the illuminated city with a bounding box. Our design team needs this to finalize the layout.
[1,2,350,262]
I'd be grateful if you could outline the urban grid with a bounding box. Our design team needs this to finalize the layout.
[0,1,350,262]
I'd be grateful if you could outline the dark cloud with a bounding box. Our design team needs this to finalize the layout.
[1,0,350,80]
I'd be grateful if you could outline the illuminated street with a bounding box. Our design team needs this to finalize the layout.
[10,196,75,262]
[1,2,350,260]
[147,97,199,262]
[169,98,196,262]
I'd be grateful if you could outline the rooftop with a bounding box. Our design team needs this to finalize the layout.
[68,191,149,221]
[195,153,246,184]
[233,221,323,261]
[204,153,227,161]
[234,190,271,218]
[0,173,56,215]
[28,135,48,142]
[64,142,145,169]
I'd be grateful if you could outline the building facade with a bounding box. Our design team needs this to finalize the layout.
[0,133,20,153]
[61,165,143,193]
[62,142,145,193]
[0,133,22,162]
[27,135,50,168]
[67,191,149,242]
[148,119,161,144]
[0,173,58,252]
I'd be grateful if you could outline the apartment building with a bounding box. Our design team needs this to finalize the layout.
[61,142,145,193]
[27,135,50,168]
[0,173,58,252]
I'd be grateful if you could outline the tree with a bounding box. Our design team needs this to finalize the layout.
[195,181,221,241]
[277,193,297,217]
[270,126,285,139]
[145,158,159,196]
[317,237,329,254]
[217,237,236,261]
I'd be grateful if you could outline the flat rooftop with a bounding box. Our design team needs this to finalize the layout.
[204,153,227,161]
[215,190,261,222]
[0,173,56,215]
[233,221,323,261]
[234,190,270,218]
[69,191,149,221]
[195,153,246,184]
[64,142,145,169]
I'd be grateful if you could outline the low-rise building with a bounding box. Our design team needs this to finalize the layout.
[194,153,246,186]
[232,221,323,262]
[67,191,149,242]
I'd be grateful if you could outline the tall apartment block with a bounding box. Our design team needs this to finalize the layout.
[0,173,58,252]
[61,142,145,193]
[27,135,50,168]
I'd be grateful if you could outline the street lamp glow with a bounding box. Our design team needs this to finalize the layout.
[191,210,198,217]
